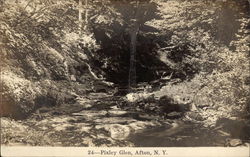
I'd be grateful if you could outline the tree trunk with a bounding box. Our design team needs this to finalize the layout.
[128,26,139,90]
[84,0,88,30]
[78,0,83,34]
[128,1,140,91]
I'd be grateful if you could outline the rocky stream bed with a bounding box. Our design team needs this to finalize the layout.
[2,89,249,147]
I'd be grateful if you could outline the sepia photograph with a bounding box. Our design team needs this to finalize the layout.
[0,0,250,156]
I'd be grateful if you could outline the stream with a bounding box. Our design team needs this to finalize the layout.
[1,91,231,147]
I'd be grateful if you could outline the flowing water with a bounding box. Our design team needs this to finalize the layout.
[128,122,227,147]
[2,91,231,147]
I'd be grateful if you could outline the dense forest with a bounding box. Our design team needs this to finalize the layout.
[0,0,250,147]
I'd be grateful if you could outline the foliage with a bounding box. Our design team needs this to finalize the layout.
[0,0,249,127]
[0,0,99,117]
[125,0,250,125]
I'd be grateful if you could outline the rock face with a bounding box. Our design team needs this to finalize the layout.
[0,62,99,119]
[1,71,42,119]
[0,68,87,119]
